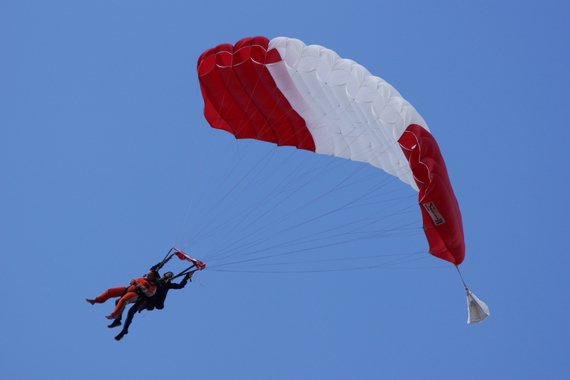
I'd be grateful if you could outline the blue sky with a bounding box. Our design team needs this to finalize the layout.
[2,1,569,379]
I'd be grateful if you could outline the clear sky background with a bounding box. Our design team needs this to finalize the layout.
[2,1,569,379]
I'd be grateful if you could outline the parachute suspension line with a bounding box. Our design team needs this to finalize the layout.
[274,174,400,235]
[199,180,418,273]
[245,250,423,265]
[180,132,244,245]
[205,250,428,273]
[223,149,301,217]
[202,180,420,263]
[343,194,417,213]
[187,144,277,244]
[195,149,301,249]
[230,251,427,269]
[175,126,217,246]
[203,220,423,273]
[215,212,411,261]
[204,162,372,263]
[205,194,418,269]
[193,146,296,244]
[188,145,276,238]
[455,265,469,291]
[203,154,364,261]
[208,233,425,269]
[207,174,417,265]
[205,219,422,270]
[225,155,355,230]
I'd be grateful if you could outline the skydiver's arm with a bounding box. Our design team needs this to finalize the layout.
[150,263,161,271]
[168,275,189,290]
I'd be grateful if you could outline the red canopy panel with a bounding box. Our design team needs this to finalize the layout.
[197,37,316,151]
[399,124,465,265]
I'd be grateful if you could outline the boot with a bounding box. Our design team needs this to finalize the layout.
[115,330,128,341]
[107,319,122,328]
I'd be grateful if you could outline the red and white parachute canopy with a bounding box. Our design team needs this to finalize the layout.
[197,36,489,323]
[198,36,465,267]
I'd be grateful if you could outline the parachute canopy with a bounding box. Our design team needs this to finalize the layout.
[197,36,465,266]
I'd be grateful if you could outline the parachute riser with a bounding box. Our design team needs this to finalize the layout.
[172,264,198,280]
[156,248,178,271]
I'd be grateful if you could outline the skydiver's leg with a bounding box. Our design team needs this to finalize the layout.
[114,303,139,341]
[106,292,138,320]
[89,286,127,304]
[123,303,139,332]
[108,294,131,327]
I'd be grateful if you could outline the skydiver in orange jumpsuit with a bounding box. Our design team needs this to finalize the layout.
[86,269,158,320]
